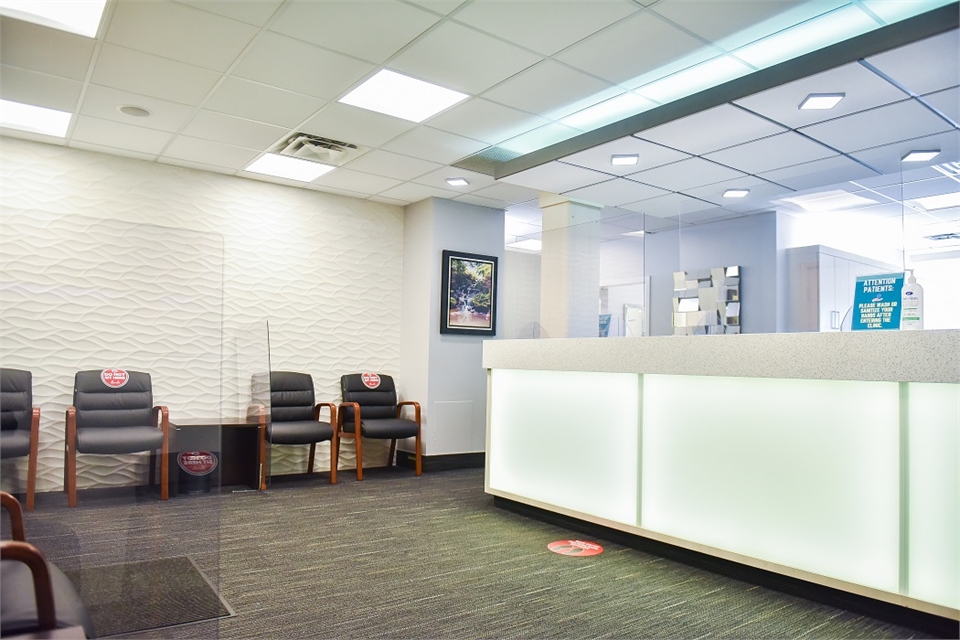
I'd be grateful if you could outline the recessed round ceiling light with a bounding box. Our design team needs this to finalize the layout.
[118,105,151,118]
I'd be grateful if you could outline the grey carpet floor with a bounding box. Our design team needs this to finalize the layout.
[7,468,945,639]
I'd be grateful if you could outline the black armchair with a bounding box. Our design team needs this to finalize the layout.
[65,369,169,507]
[338,373,421,480]
[1,491,96,637]
[249,372,338,490]
[0,368,39,511]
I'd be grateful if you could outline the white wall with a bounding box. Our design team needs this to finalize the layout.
[908,253,960,330]
[500,250,541,339]
[400,197,504,456]
[0,137,404,492]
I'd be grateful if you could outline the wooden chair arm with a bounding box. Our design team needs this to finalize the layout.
[152,405,169,435]
[65,406,77,447]
[397,401,421,424]
[1,540,57,631]
[30,406,39,438]
[313,402,337,423]
[0,491,26,541]
[337,402,360,431]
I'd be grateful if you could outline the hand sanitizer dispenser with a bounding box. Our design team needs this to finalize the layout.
[901,270,924,330]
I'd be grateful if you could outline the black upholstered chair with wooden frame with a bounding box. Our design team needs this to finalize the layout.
[338,373,421,481]
[0,368,39,511]
[65,369,169,507]
[248,371,338,490]
[1,491,96,638]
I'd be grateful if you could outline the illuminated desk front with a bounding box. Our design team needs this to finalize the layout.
[483,330,959,619]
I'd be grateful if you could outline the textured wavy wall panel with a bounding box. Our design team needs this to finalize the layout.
[0,137,402,493]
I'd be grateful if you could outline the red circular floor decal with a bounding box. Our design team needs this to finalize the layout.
[548,540,603,556]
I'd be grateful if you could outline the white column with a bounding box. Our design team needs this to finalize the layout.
[539,193,602,338]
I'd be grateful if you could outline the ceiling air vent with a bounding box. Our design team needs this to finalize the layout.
[924,232,960,241]
[270,133,367,167]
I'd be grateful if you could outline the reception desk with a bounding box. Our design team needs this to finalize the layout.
[483,330,959,619]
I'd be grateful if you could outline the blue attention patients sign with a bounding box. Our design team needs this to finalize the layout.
[852,272,904,331]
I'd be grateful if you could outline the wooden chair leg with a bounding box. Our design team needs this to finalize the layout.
[415,430,422,476]
[66,440,77,508]
[258,426,268,491]
[388,439,397,467]
[27,410,38,511]
[355,434,363,481]
[160,447,168,502]
[307,443,316,474]
[329,436,337,485]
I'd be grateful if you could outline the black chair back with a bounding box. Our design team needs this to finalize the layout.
[73,370,153,430]
[270,372,316,423]
[340,373,397,422]
[0,368,31,433]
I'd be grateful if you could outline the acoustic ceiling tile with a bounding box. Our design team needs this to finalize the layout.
[0,64,82,112]
[404,0,467,15]
[563,136,691,176]
[685,177,794,208]
[757,155,880,191]
[555,11,712,85]
[175,0,284,27]
[378,181,461,204]
[105,0,258,72]
[205,77,326,129]
[413,167,498,192]
[636,104,786,155]
[703,132,837,175]
[426,98,550,146]
[621,191,717,218]
[563,177,670,207]
[482,59,617,119]
[342,149,442,182]
[182,110,289,150]
[269,1,440,64]
[161,135,259,170]
[471,182,540,205]
[498,161,610,193]
[866,30,960,97]
[232,32,375,101]
[799,99,953,153]
[848,130,960,176]
[627,157,749,192]
[922,86,959,124]
[0,17,95,80]
[389,21,542,95]
[71,115,173,156]
[300,102,416,148]
[453,0,637,57]
[311,168,404,195]
[91,44,221,105]
[79,84,196,133]
[381,126,488,165]
[733,62,910,129]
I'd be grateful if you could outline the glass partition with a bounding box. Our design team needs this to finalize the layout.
[0,210,237,637]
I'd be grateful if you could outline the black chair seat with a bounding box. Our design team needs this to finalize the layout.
[0,559,96,638]
[269,420,334,445]
[0,430,30,459]
[76,426,164,454]
[356,418,419,440]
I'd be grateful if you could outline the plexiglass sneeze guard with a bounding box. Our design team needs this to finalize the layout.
[485,332,960,618]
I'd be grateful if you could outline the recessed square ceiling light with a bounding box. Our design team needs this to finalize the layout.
[799,93,845,110]
[244,153,335,182]
[902,150,941,163]
[913,192,960,211]
[505,239,542,253]
[446,177,469,187]
[339,69,468,123]
[723,189,750,198]
[611,154,639,166]
[0,99,71,137]
[621,230,646,237]
[0,0,107,37]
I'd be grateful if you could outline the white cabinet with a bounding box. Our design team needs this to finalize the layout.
[786,245,899,332]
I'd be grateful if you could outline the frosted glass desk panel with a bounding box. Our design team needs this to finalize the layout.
[641,374,900,593]
[908,382,960,609]
[488,369,638,525]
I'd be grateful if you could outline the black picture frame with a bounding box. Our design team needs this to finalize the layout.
[440,250,498,336]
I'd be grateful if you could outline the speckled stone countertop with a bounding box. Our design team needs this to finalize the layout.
[482,330,960,384]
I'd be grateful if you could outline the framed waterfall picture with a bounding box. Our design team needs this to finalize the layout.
[440,250,498,336]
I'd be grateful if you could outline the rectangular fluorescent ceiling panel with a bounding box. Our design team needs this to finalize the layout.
[244,153,335,182]
[723,189,750,198]
[611,154,639,166]
[0,99,71,137]
[799,93,845,110]
[902,150,940,162]
[506,239,542,252]
[339,69,468,123]
[913,192,960,211]
[0,0,106,37]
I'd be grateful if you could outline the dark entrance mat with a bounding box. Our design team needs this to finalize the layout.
[64,556,233,637]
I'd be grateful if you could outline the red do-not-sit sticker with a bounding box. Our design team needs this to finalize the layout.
[548,540,604,556]
[361,373,381,389]
[100,368,129,388]
[178,451,218,476]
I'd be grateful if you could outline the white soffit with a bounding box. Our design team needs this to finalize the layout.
[499,160,610,193]
[635,104,787,156]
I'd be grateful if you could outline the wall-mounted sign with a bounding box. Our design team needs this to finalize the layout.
[547,540,603,556]
[852,272,904,331]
